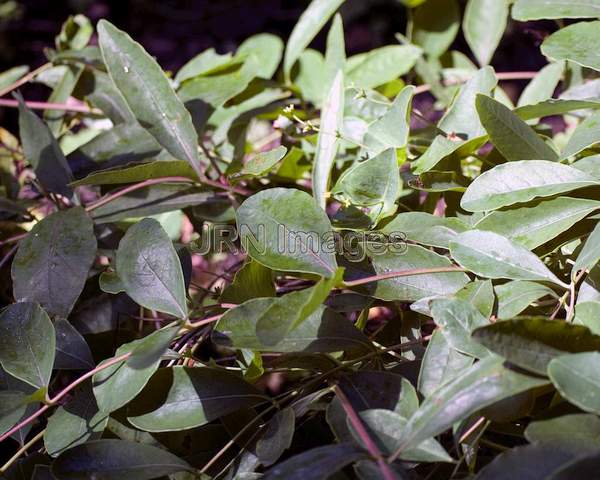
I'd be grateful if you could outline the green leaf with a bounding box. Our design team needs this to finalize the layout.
[0,302,55,390]
[380,212,468,249]
[70,160,197,187]
[283,0,345,81]
[16,93,73,198]
[92,339,161,413]
[515,98,600,121]
[44,64,83,136]
[256,408,295,466]
[397,356,547,452]
[346,45,421,89]
[231,146,288,180]
[525,413,600,446]
[0,391,29,437]
[463,0,508,66]
[127,367,266,432]
[562,110,600,159]
[238,33,284,80]
[264,443,366,480]
[495,281,556,320]
[0,65,28,91]
[127,326,180,370]
[476,94,559,161]
[474,442,588,480]
[294,50,326,105]
[472,318,600,375]
[97,20,202,178]
[50,439,192,480]
[517,61,564,108]
[574,221,600,276]
[411,135,487,175]
[513,0,600,20]
[324,14,345,94]
[418,330,473,397]
[460,160,599,212]
[548,352,600,414]
[412,0,459,58]
[456,279,495,318]
[351,244,469,301]
[236,188,338,277]
[44,382,109,457]
[438,67,497,139]
[473,197,600,250]
[214,299,371,353]
[332,148,400,220]
[220,260,275,305]
[542,451,600,479]
[55,14,92,51]
[542,21,600,72]
[116,218,188,318]
[12,207,97,318]
[574,301,600,334]
[54,318,94,370]
[410,170,469,192]
[73,121,163,166]
[312,70,344,209]
[178,61,256,109]
[255,271,343,346]
[365,86,414,151]
[450,230,563,285]
[175,48,232,84]
[431,298,490,358]
[353,409,452,463]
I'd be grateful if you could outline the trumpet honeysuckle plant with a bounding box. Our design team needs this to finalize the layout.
[2,0,600,478]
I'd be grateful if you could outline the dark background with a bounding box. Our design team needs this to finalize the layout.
[0,0,552,87]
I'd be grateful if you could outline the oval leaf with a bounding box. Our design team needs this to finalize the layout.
[0,302,55,390]
[97,20,202,177]
[460,160,599,212]
[116,218,188,318]
[473,318,600,375]
[450,230,564,285]
[51,439,192,480]
[128,367,266,432]
[548,352,600,414]
[236,188,338,277]
[12,207,97,318]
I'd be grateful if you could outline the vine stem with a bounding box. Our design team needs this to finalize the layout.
[333,385,397,480]
[0,353,131,444]
[84,175,250,213]
[0,428,45,473]
[343,266,467,288]
[414,70,539,95]
[0,98,102,114]
[0,63,51,97]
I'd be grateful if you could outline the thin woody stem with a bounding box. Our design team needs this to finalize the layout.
[0,98,102,114]
[333,385,397,480]
[0,63,51,97]
[84,176,250,213]
[343,266,468,288]
[0,353,131,444]
[0,429,45,473]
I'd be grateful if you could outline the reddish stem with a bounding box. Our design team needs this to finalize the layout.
[0,352,131,444]
[333,385,397,480]
[0,98,101,114]
[84,175,250,214]
[343,266,467,288]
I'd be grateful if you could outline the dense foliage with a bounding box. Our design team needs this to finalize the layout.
[2,0,600,478]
